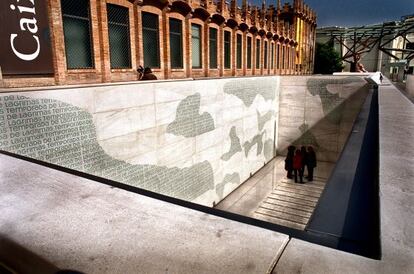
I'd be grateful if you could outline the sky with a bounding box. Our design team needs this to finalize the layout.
[248,0,414,27]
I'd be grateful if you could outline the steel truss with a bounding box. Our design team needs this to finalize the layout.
[318,18,414,65]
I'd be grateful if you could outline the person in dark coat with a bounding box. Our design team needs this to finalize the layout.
[140,67,157,80]
[300,146,308,178]
[306,146,317,181]
[293,149,304,183]
[284,145,295,179]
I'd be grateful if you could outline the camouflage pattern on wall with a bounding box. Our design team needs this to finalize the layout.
[243,132,265,157]
[0,95,214,201]
[223,78,276,107]
[221,126,242,161]
[167,93,215,137]
[0,76,280,206]
[216,172,241,200]
[257,110,275,131]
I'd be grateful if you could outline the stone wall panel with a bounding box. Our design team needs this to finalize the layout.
[0,76,279,206]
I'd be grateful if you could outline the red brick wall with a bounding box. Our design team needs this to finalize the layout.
[0,0,317,88]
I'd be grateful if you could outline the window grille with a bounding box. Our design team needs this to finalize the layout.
[236,34,242,69]
[107,4,131,69]
[256,39,260,69]
[264,41,268,69]
[287,46,290,69]
[170,18,183,69]
[192,24,202,68]
[209,28,217,68]
[224,31,231,69]
[61,0,94,69]
[271,43,274,69]
[293,47,296,69]
[142,12,160,68]
[276,44,280,69]
[247,37,252,69]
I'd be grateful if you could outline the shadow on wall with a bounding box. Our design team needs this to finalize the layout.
[277,77,370,163]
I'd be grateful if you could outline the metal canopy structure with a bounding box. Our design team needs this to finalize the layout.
[317,16,414,66]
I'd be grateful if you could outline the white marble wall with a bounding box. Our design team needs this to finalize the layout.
[96,77,280,205]
[0,77,279,207]
[1,75,369,206]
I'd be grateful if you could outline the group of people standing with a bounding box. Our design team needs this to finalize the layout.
[284,145,317,184]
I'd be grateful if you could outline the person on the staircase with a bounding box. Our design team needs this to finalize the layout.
[284,145,295,179]
[293,149,304,184]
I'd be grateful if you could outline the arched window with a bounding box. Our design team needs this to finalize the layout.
[264,40,268,69]
[276,44,280,70]
[247,36,252,69]
[169,18,183,69]
[191,24,202,68]
[61,0,94,69]
[209,28,218,69]
[107,4,131,68]
[142,12,160,68]
[224,31,231,69]
[256,39,260,69]
[236,33,242,69]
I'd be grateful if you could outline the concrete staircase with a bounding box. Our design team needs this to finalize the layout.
[253,176,327,230]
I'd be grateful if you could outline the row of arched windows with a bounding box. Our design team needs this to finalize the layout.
[61,0,302,81]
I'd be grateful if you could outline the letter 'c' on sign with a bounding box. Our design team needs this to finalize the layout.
[10,34,40,61]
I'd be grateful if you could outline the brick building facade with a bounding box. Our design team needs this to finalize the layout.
[0,0,316,88]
